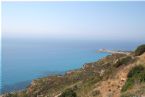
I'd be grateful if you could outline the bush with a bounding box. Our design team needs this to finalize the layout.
[121,78,134,92]
[59,88,77,97]
[121,86,145,97]
[127,65,145,78]
[135,44,145,56]
[92,90,100,96]
[114,56,132,68]
[4,93,18,97]
[122,65,145,92]
[121,93,137,97]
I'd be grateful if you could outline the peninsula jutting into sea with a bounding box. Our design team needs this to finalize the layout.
[96,49,131,55]
[1,1,145,97]
[2,44,145,97]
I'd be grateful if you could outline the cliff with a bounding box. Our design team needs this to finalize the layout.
[3,44,145,97]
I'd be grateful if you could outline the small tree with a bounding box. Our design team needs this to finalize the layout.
[121,65,145,92]
[59,89,77,97]
[135,44,145,56]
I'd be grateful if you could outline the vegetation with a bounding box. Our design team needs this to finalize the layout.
[113,56,133,67]
[135,44,145,56]
[121,85,145,97]
[121,65,145,92]
[3,93,17,97]
[59,89,77,97]
[91,90,100,96]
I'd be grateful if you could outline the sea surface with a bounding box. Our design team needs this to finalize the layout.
[1,39,143,93]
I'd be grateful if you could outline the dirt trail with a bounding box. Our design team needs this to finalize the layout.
[96,63,136,97]
[95,54,145,97]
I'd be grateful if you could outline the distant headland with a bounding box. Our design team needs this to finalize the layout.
[96,49,131,55]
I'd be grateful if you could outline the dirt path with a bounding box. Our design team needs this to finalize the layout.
[96,62,137,97]
[95,53,145,97]
[97,64,135,97]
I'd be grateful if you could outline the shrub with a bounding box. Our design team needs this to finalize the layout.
[127,65,145,78]
[121,93,137,97]
[59,88,77,97]
[135,44,145,56]
[121,86,145,97]
[114,56,132,68]
[4,93,18,97]
[92,90,100,96]
[122,65,145,92]
[121,78,134,92]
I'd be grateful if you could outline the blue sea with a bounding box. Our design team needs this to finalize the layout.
[1,39,143,93]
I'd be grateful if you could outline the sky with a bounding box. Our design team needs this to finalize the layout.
[2,1,145,41]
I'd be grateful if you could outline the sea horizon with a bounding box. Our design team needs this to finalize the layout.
[1,1,145,96]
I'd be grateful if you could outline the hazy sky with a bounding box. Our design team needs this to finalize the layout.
[2,1,145,41]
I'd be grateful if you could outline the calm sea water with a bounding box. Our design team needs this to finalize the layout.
[1,39,142,93]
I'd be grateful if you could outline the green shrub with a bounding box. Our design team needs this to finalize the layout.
[127,65,145,78]
[92,90,100,96]
[121,86,145,97]
[114,56,132,68]
[122,65,145,92]
[121,78,134,92]
[59,88,77,97]
[121,93,137,97]
[4,93,18,97]
[135,44,145,56]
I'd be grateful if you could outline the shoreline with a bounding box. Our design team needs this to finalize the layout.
[96,49,131,55]
[1,51,109,96]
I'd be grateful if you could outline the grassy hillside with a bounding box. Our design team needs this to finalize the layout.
[2,44,145,97]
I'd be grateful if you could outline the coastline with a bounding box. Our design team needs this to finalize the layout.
[96,49,131,55]
[1,49,128,95]
[2,44,145,97]
[1,51,109,95]
[0,71,66,95]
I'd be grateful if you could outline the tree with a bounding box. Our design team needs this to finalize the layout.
[135,44,145,56]
[59,89,77,97]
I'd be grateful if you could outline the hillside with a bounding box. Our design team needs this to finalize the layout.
[2,44,145,97]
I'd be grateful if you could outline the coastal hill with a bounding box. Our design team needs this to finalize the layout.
[2,44,145,97]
